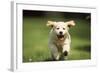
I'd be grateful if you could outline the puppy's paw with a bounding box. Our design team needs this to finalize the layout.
[63,51,68,56]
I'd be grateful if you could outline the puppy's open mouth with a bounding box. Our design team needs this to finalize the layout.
[57,35,64,40]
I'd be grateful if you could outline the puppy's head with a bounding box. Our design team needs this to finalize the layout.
[47,20,75,40]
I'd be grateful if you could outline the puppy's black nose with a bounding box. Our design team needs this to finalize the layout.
[59,31,63,35]
[63,51,68,56]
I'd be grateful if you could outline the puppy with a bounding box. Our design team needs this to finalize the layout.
[47,20,75,60]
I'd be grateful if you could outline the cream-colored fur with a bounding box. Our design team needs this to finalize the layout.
[47,20,75,60]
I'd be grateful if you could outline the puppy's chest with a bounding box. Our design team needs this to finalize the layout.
[56,40,65,46]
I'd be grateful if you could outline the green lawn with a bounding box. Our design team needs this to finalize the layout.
[23,16,91,62]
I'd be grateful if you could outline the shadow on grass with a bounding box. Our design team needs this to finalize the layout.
[44,56,66,61]
[44,59,65,62]
[44,58,54,61]
[44,58,60,61]
[74,45,91,52]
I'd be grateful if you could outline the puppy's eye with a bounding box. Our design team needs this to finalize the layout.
[57,28,59,30]
[63,28,65,30]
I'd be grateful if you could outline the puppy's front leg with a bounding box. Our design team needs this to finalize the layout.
[49,44,60,60]
[62,44,70,59]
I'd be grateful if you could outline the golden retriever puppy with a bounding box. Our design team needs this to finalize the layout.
[47,20,75,60]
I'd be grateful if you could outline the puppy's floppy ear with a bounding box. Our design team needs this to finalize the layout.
[46,21,55,27]
[65,20,75,28]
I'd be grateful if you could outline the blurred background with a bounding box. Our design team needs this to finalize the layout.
[23,10,91,62]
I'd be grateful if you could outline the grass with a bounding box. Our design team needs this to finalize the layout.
[23,16,91,62]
